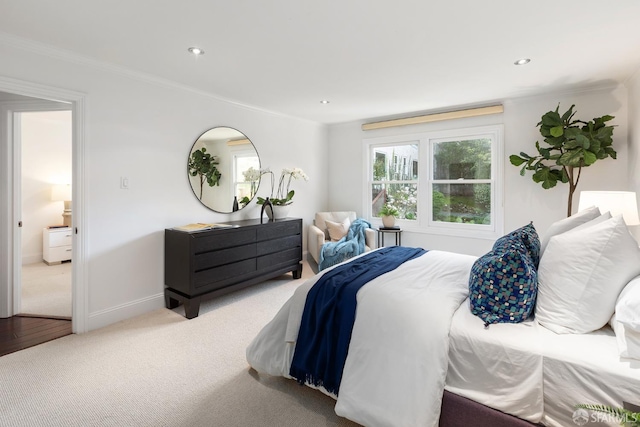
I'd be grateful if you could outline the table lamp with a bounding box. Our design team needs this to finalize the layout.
[577,191,640,226]
[51,183,72,227]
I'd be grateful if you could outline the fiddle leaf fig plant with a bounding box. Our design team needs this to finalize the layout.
[188,147,222,200]
[510,104,616,217]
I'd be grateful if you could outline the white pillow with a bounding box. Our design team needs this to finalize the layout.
[539,205,601,256]
[536,215,640,334]
[615,275,640,331]
[568,211,611,232]
[611,313,640,360]
[326,217,350,242]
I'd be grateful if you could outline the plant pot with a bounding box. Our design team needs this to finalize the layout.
[269,204,291,220]
[382,215,396,228]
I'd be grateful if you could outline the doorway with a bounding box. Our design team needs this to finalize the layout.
[0,95,74,356]
[0,76,87,341]
[18,110,73,319]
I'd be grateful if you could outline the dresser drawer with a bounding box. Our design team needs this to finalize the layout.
[256,235,300,256]
[194,244,256,271]
[193,229,256,254]
[48,229,73,247]
[194,258,257,288]
[257,220,301,241]
[257,247,301,271]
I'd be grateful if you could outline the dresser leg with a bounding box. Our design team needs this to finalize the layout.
[165,292,180,309]
[292,263,303,279]
[184,298,201,319]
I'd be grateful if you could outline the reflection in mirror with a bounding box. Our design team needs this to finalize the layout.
[188,127,260,213]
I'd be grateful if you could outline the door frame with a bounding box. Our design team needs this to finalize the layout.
[0,75,88,333]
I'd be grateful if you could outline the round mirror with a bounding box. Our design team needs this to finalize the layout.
[187,127,261,213]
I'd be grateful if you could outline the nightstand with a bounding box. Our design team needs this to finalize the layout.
[43,227,73,265]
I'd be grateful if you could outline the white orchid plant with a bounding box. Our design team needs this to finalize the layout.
[257,167,309,206]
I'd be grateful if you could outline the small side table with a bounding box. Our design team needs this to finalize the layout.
[377,227,402,248]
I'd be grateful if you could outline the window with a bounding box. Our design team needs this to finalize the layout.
[370,143,419,221]
[233,154,260,201]
[364,125,503,238]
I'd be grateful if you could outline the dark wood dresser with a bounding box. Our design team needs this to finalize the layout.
[164,218,303,318]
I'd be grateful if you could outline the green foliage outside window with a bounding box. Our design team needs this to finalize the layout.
[432,185,491,225]
[431,138,492,224]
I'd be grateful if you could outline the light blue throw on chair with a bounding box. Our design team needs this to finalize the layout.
[319,218,372,271]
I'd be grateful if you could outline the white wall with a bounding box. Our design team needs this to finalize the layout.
[328,86,629,256]
[628,71,640,195]
[626,68,640,241]
[0,40,328,330]
[20,111,72,264]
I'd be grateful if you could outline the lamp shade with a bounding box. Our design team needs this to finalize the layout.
[51,184,72,202]
[578,191,640,226]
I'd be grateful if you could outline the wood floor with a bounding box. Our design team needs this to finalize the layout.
[0,315,72,357]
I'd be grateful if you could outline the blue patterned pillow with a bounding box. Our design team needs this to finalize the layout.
[492,222,540,268]
[469,224,539,326]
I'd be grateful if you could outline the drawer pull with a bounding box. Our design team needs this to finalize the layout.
[66,249,72,252]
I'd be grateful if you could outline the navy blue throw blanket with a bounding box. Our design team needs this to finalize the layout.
[289,246,426,395]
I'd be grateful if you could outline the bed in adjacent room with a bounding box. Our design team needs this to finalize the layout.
[246,207,640,427]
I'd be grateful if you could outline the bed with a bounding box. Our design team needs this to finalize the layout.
[246,209,640,427]
[446,300,640,426]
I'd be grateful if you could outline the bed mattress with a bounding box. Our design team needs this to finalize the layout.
[445,301,640,426]
[445,300,544,423]
[540,325,640,426]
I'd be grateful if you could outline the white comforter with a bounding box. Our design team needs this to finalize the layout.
[246,250,477,427]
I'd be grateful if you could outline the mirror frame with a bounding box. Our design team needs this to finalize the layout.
[187,126,261,213]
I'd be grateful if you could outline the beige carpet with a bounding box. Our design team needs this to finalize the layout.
[0,261,360,427]
[20,261,72,318]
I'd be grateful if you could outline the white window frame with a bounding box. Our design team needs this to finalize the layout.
[363,124,503,240]
[365,137,421,224]
[229,145,260,201]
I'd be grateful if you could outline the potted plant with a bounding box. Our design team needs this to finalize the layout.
[510,104,616,217]
[256,167,309,218]
[187,147,222,200]
[379,203,399,228]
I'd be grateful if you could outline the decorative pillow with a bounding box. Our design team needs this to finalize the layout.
[535,215,640,334]
[326,217,351,242]
[539,205,600,256]
[492,222,540,268]
[469,245,538,326]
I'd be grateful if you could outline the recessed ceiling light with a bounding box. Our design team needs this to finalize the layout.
[188,47,205,56]
[320,100,330,104]
[514,58,530,66]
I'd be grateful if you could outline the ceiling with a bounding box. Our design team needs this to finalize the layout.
[1,0,639,124]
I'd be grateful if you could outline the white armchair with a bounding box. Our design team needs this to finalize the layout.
[308,211,376,264]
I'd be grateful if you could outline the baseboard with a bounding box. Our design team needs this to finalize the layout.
[22,253,42,265]
[87,292,165,331]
